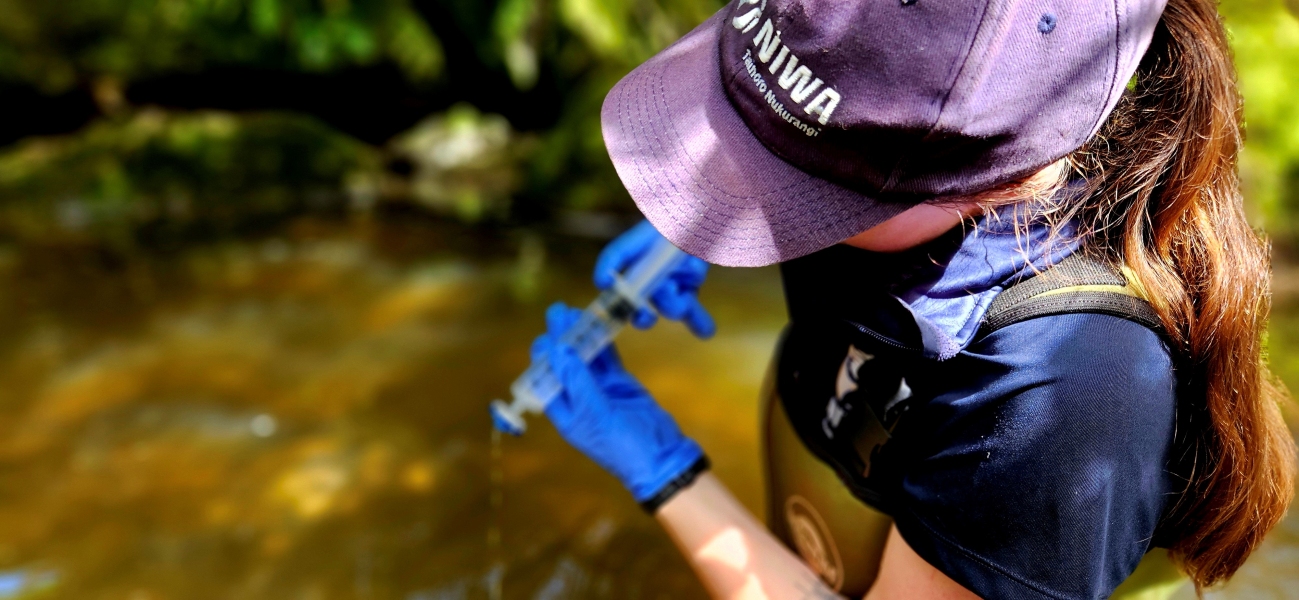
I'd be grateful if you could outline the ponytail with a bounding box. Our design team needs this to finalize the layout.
[1065,0,1296,589]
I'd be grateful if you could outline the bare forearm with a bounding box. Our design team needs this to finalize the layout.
[655,473,845,600]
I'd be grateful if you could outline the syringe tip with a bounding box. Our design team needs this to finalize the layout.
[489,400,527,436]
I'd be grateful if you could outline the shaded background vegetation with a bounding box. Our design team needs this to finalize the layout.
[0,1,1296,599]
[0,0,727,245]
[0,0,1295,247]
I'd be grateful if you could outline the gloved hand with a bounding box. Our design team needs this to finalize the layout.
[595,220,716,338]
[535,302,708,507]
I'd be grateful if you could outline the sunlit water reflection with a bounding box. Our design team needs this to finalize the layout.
[0,216,1292,599]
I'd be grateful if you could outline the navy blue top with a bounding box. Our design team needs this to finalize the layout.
[776,235,1180,600]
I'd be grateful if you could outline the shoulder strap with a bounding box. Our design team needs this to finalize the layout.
[981,253,1164,334]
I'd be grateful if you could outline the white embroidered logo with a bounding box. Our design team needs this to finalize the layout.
[732,0,842,131]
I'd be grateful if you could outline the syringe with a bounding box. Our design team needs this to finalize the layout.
[490,236,687,435]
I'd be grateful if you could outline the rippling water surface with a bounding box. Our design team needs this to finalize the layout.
[0,217,1292,599]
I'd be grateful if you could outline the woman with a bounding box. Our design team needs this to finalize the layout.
[519,0,1297,597]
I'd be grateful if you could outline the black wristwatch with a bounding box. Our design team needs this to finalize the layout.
[639,455,712,514]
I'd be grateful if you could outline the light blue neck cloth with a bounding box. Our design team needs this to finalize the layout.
[892,208,1080,360]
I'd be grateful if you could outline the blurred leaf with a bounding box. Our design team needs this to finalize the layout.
[559,0,628,57]
[250,0,280,35]
[494,0,540,89]
[386,7,442,82]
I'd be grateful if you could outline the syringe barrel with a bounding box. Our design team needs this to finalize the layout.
[508,291,627,411]
[492,236,687,434]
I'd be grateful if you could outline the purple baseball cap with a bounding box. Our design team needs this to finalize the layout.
[601,0,1167,267]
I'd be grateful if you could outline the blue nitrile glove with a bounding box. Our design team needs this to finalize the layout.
[595,220,716,338]
[535,302,709,510]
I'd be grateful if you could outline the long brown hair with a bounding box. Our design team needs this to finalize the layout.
[1057,0,1297,589]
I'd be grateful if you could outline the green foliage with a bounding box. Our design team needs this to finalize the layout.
[482,0,726,213]
[1222,1,1299,240]
[0,0,728,226]
[0,0,443,93]
[0,109,379,243]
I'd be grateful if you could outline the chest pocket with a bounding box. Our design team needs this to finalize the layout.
[763,253,1184,598]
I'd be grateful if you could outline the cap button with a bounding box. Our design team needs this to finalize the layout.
[1038,13,1058,34]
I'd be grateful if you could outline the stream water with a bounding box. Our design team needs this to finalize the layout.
[0,215,1292,599]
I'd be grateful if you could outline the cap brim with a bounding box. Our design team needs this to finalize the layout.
[601,9,910,267]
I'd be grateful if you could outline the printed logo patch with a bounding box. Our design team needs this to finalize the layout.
[730,0,842,134]
[786,495,845,590]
